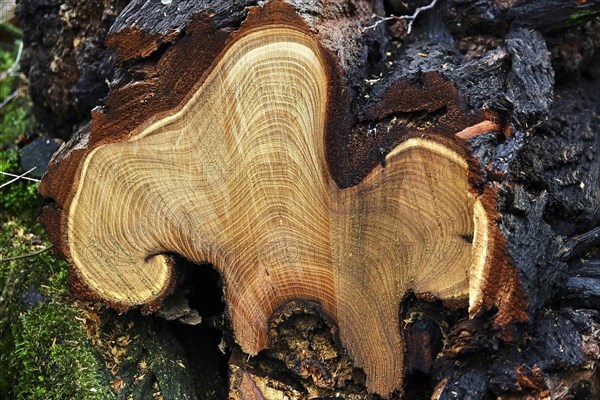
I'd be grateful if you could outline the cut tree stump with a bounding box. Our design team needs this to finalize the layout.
[34,0,600,398]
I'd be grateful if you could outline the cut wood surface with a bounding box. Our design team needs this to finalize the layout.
[38,0,535,397]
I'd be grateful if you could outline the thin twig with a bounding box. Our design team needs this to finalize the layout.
[362,0,438,34]
[0,170,40,183]
[362,15,398,32]
[0,166,35,189]
[403,0,438,30]
[0,41,25,111]
[0,245,53,263]
[8,41,23,76]
[558,226,600,261]
[0,87,22,110]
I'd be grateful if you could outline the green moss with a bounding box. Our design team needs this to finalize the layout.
[0,149,44,217]
[0,36,40,217]
[0,212,115,399]
[12,303,116,400]
[0,37,35,148]
[0,213,65,396]
[565,9,600,27]
[0,41,15,70]
[569,9,600,21]
[1,100,35,147]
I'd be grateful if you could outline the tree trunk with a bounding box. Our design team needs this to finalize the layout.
[22,0,600,398]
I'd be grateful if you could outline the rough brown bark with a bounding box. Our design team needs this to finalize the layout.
[22,0,600,399]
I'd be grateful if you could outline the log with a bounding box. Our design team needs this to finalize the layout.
[38,0,523,396]
[33,0,600,398]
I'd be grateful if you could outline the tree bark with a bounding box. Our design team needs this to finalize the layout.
[22,0,600,398]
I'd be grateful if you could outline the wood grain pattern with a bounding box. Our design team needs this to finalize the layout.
[60,25,490,396]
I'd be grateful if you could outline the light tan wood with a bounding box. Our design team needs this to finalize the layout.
[66,26,488,396]
[455,120,500,140]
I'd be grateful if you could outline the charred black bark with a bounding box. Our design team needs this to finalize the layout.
[16,0,129,139]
